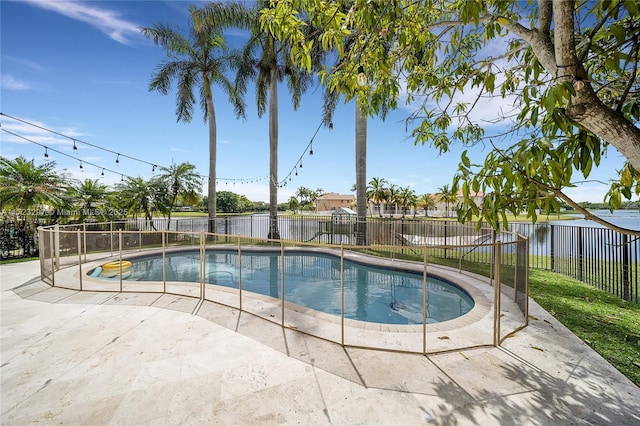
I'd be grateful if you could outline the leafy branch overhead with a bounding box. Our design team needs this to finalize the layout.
[261,0,640,235]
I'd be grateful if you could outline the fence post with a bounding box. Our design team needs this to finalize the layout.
[77,230,83,291]
[200,232,205,300]
[54,223,60,271]
[423,246,428,355]
[550,224,555,271]
[118,230,123,293]
[493,240,502,346]
[577,227,584,282]
[238,235,243,311]
[82,222,87,262]
[622,233,630,301]
[162,231,166,294]
[280,239,285,328]
[49,229,56,286]
[340,243,345,346]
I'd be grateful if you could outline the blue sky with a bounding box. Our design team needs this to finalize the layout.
[1,0,632,204]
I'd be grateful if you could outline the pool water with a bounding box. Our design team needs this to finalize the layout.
[97,250,474,325]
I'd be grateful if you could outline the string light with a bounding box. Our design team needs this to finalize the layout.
[0,113,157,170]
[2,112,330,189]
[0,128,135,181]
[357,65,367,86]
[44,147,49,158]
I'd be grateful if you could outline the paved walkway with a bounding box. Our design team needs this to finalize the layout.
[1,260,639,425]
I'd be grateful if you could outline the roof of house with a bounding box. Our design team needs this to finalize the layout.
[317,192,355,201]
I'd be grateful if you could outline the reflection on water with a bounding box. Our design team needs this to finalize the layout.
[118,250,474,325]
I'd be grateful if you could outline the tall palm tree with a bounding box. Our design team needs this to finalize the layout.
[0,156,69,229]
[235,1,318,239]
[435,184,459,218]
[367,177,388,217]
[355,99,367,244]
[72,178,110,222]
[140,3,247,233]
[155,161,203,230]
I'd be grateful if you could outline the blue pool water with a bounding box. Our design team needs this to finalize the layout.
[95,250,474,325]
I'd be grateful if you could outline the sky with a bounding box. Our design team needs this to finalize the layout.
[1,0,634,204]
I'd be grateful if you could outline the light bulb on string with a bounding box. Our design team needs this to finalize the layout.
[299,161,303,168]
[101,169,105,177]
[295,168,298,176]
[79,161,83,170]
[44,148,49,158]
[115,154,120,165]
[357,65,366,86]
[152,165,156,172]
[72,140,78,150]
[121,174,124,182]
[309,143,313,156]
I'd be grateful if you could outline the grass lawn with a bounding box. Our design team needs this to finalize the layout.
[529,269,640,387]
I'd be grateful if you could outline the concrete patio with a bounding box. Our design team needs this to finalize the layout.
[1,259,639,425]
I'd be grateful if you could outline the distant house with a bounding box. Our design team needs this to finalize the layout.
[315,193,355,213]
[456,189,485,209]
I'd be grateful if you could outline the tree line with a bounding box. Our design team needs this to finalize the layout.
[0,157,253,229]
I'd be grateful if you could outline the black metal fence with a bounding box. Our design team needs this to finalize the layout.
[0,220,39,259]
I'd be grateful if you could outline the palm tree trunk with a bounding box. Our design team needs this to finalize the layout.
[268,67,280,239]
[355,101,367,245]
[206,86,217,234]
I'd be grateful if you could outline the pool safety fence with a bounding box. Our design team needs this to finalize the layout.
[38,225,528,355]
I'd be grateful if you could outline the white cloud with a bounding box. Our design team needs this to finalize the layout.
[1,74,30,91]
[21,0,141,44]
[3,56,46,73]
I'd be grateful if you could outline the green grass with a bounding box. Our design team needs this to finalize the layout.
[0,256,39,265]
[528,269,640,387]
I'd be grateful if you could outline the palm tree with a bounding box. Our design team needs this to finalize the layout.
[397,186,417,218]
[0,156,69,229]
[386,184,400,217]
[113,177,161,230]
[71,179,110,222]
[435,185,459,218]
[418,193,436,217]
[287,196,299,214]
[155,161,203,229]
[140,3,247,233]
[355,99,367,244]
[367,177,388,217]
[234,1,318,239]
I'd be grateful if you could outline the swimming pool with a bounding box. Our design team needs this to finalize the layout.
[91,250,474,325]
